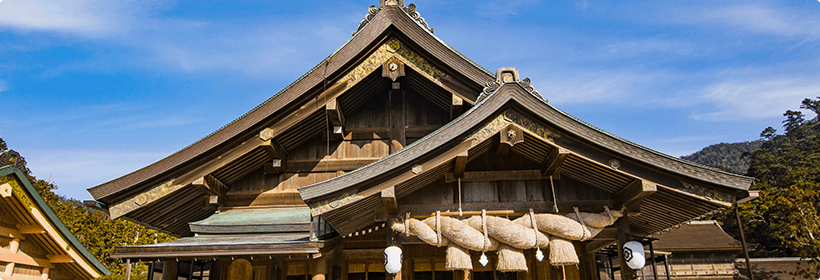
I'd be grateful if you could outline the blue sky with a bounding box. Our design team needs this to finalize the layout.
[2,0,819,200]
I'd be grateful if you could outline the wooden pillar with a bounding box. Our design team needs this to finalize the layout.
[648,242,658,280]
[615,217,636,280]
[313,258,327,280]
[5,262,15,278]
[162,261,179,280]
[188,260,194,280]
[41,267,50,280]
[574,242,599,280]
[125,259,132,280]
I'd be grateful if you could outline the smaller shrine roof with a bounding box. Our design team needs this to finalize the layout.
[111,232,322,259]
[0,161,111,279]
[188,207,311,234]
[652,220,744,251]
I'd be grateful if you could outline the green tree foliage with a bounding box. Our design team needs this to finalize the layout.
[681,141,763,175]
[728,97,820,278]
[1,138,176,280]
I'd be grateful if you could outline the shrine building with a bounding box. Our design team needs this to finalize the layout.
[88,1,755,280]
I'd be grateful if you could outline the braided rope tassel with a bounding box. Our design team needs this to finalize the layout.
[530,208,544,261]
[436,211,442,247]
[480,209,489,266]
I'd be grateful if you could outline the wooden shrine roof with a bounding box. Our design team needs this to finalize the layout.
[651,220,744,252]
[112,232,323,259]
[188,207,311,234]
[1,161,111,279]
[88,4,493,204]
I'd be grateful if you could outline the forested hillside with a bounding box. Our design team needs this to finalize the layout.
[0,138,175,280]
[718,97,820,279]
[681,141,763,175]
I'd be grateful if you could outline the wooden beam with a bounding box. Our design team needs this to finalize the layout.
[444,170,542,183]
[453,151,468,178]
[281,158,379,173]
[543,147,570,177]
[381,187,398,215]
[17,224,45,234]
[451,94,463,120]
[614,179,657,209]
[326,99,345,127]
[48,254,75,263]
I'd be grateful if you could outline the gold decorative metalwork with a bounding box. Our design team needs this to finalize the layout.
[679,181,735,204]
[469,110,555,145]
[338,38,446,91]
[503,110,553,141]
[309,190,363,216]
[0,175,35,210]
[109,180,182,219]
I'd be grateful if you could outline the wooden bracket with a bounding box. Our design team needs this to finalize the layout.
[48,255,75,263]
[453,151,468,178]
[497,124,524,155]
[192,175,227,200]
[615,179,657,209]
[381,187,398,215]
[18,224,45,235]
[543,147,570,177]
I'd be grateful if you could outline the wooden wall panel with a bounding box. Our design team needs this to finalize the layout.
[462,181,498,203]
[398,181,454,205]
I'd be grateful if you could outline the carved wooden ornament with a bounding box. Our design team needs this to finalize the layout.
[382,57,405,82]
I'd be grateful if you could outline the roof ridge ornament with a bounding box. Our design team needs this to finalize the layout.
[1,149,28,173]
[477,68,544,103]
[354,2,433,36]
[402,4,433,33]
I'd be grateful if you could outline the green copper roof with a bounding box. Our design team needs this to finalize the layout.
[0,165,111,276]
[189,207,311,234]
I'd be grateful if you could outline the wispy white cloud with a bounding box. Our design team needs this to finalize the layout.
[673,4,820,41]
[0,0,162,37]
[23,149,172,200]
[531,69,675,105]
[693,77,820,121]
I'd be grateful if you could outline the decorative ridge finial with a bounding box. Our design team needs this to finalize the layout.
[1,150,28,173]
[354,2,433,36]
[477,68,545,103]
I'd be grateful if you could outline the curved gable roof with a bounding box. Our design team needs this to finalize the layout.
[88,4,495,203]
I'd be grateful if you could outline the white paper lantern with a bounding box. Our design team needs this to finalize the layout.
[384,246,403,274]
[623,241,645,269]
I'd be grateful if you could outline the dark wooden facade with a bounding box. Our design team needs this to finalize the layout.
[88,2,755,280]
